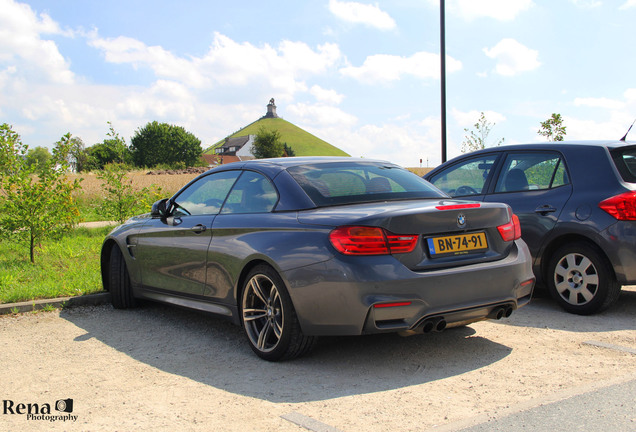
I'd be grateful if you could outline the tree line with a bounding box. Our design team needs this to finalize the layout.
[0,120,200,263]
[26,120,205,174]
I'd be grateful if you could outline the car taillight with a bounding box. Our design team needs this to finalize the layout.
[497,214,521,242]
[329,226,418,255]
[599,191,636,220]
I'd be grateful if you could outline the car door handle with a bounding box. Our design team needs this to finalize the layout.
[191,224,207,234]
[535,205,557,215]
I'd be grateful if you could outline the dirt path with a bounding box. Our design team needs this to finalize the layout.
[1,289,634,431]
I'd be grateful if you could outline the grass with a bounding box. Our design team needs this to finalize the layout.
[204,117,350,157]
[0,226,113,304]
[407,167,434,176]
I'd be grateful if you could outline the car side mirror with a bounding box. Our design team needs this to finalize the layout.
[151,198,170,218]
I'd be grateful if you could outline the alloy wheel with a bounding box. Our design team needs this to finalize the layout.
[242,274,284,353]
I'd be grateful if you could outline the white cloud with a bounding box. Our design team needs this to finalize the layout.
[566,88,636,140]
[328,0,396,30]
[624,88,636,103]
[310,85,344,104]
[570,0,602,8]
[90,32,342,100]
[451,0,534,21]
[565,114,634,140]
[451,108,506,129]
[340,52,462,84]
[314,120,442,167]
[619,0,636,9]
[0,0,74,84]
[287,102,357,128]
[116,80,197,120]
[90,36,209,87]
[0,65,17,90]
[574,97,625,110]
[483,39,540,76]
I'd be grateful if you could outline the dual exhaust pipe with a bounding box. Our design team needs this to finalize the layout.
[415,304,514,334]
[419,317,447,333]
[488,305,514,320]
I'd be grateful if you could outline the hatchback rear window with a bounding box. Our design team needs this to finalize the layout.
[288,162,445,206]
[611,146,636,183]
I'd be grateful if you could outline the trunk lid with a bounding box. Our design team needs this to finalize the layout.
[298,199,517,271]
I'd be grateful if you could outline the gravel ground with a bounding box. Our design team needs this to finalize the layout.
[1,288,635,431]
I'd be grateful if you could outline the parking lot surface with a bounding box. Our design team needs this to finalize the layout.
[1,288,634,431]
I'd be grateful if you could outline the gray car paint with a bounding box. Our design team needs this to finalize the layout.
[102,157,535,336]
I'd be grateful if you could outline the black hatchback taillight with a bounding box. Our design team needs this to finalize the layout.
[599,191,636,220]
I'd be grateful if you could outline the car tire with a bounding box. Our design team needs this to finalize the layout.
[241,265,316,361]
[547,242,621,315]
[109,246,138,309]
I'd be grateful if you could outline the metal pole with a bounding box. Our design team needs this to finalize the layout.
[440,0,447,163]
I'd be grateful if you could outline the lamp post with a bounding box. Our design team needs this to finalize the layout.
[440,0,447,164]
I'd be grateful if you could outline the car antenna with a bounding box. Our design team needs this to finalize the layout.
[620,119,635,141]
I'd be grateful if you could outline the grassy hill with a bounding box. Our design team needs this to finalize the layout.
[204,117,349,157]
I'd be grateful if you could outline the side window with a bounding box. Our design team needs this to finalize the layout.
[495,152,568,193]
[428,155,498,197]
[221,171,278,214]
[552,159,569,187]
[173,171,241,216]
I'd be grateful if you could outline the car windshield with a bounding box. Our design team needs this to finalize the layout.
[287,162,445,207]
[611,146,636,183]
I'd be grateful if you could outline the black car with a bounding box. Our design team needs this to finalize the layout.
[425,141,636,315]
[102,157,534,361]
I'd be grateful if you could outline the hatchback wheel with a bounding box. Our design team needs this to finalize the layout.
[547,242,621,315]
[109,246,137,309]
[241,265,315,361]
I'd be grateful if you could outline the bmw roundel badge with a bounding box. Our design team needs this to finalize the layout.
[457,213,466,228]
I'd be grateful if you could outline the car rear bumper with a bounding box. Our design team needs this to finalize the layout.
[283,240,535,336]
[601,221,636,283]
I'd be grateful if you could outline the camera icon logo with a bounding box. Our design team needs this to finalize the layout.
[55,399,73,413]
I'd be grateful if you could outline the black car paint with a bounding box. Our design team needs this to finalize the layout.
[425,141,636,286]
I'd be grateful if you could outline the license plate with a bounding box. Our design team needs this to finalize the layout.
[427,232,488,257]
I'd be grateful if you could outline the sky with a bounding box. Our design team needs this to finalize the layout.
[1,0,636,167]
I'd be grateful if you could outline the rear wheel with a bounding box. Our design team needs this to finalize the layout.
[547,242,620,315]
[109,246,137,309]
[241,265,315,361]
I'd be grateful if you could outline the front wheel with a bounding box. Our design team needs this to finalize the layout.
[109,246,138,309]
[240,265,315,361]
[546,242,621,315]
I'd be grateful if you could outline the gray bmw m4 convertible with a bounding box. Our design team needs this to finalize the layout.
[101,157,534,361]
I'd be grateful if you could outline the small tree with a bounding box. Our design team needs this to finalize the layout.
[538,113,567,141]
[461,112,505,153]
[84,122,133,171]
[68,136,89,172]
[252,127,284,159]
[0,125,82,263]
[25,146,52,175]
[131,121,202,168]
[97,163,162,224]
[283,143,296,157]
